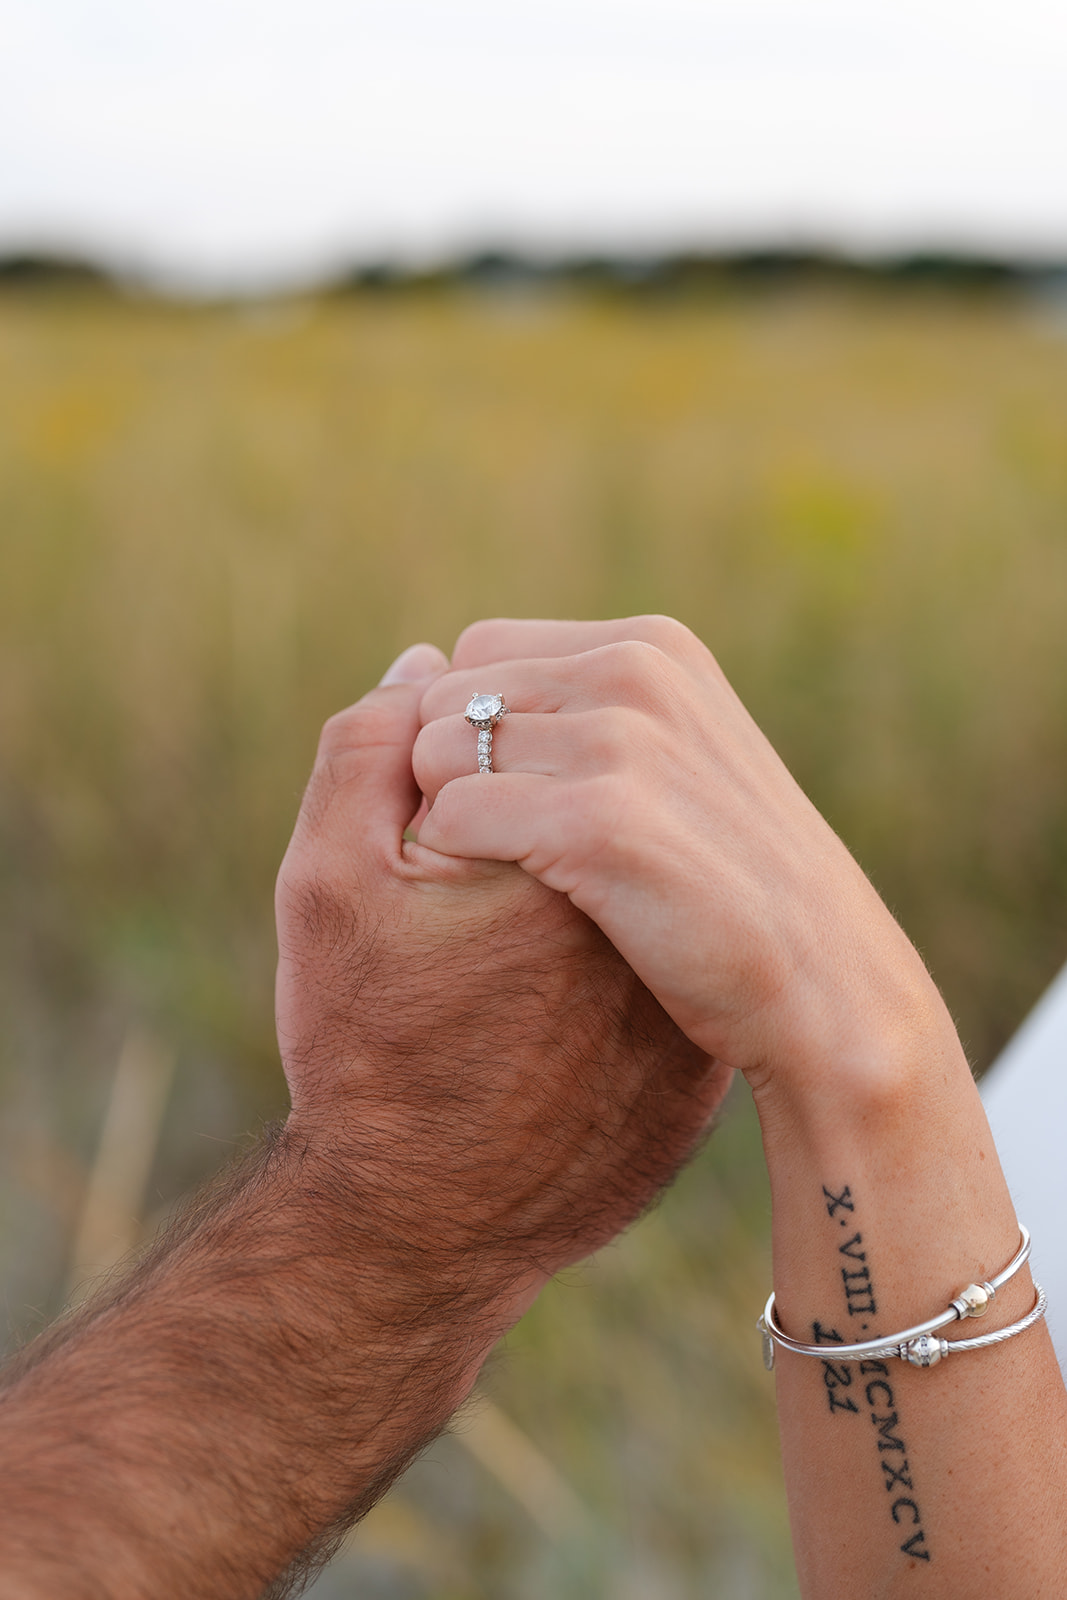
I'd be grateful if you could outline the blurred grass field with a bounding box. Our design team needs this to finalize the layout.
[1,283,1066,1597]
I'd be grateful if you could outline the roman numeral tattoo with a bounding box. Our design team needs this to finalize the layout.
[814,1186,932,1565]
[822,1185,855,1218]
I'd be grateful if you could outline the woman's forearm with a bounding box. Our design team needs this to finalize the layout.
[414,613,1067,1596]
[756,1000,1067,1598]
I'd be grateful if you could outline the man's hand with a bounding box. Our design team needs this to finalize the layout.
[0,640,729,1600]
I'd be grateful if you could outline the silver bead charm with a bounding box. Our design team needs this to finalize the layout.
[905,1334,946,1367]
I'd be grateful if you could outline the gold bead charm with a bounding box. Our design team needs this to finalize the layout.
[955,1282,992,1318]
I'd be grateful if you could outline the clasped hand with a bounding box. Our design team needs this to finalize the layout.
[277,615,949,1306]
[275,626,729,1319]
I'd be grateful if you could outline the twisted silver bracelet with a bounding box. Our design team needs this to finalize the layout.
[759,1226,1044,1370]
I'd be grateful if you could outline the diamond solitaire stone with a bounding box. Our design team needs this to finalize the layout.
[465,693,505,725]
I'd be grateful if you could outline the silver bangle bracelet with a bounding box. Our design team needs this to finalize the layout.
[759,1226,1041,1371]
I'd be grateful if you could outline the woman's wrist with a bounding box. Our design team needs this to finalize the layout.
[748,988,1031,1343]
[743,955,966,1146]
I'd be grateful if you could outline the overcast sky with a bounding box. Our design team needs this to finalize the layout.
[3,0,1066,289]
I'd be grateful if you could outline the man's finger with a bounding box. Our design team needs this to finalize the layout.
[294,642,449,861]
[380,642,449,686]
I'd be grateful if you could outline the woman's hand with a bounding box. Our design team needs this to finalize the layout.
[414,615,949,1112]
[417,617,1067,1600]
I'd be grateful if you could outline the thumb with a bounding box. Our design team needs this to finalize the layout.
[293,642,449,859]
[378,642,449,688]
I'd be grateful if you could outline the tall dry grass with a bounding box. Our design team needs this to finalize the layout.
[1,286,1066,1596]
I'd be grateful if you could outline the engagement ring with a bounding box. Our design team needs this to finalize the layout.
[464,693,509,774]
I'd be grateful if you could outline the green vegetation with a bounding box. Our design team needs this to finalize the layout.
[1,286,1066,1596]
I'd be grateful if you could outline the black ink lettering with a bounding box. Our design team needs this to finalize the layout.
[848,1298,877,1316]
[841,1265,877,1316]
[900,1531,932,1562]
[873,1412,907,1454]
[821,1359,860,1415]
[881,1459,913,1492]
[822,1183,931,1562]
[823,1185,854,1217]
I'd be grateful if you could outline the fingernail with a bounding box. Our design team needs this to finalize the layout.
[379,642,449,685]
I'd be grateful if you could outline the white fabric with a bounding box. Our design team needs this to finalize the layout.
[981,961,1067,1374]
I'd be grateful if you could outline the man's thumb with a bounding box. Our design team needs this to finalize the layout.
[295,642,449,853]
[379,642,449,686]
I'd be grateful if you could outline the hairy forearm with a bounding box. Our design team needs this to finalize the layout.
[0,1122,520,1600]
[756,1005,1067,1599]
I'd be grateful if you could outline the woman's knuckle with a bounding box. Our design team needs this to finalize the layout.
[616,613,691,653]
[605,637,658,672]
[634,612,720,674]
[593,638,673,701]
